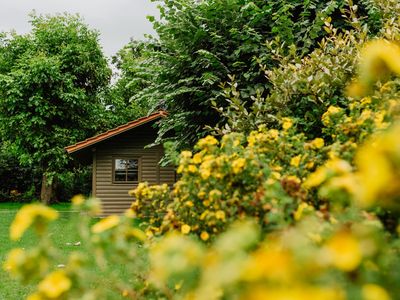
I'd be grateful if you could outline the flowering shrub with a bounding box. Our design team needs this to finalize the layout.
[129,182,170,235]
[5,4,400,298]
[149,216,400,300]
[128,26,400,237]
[131,124,332,238]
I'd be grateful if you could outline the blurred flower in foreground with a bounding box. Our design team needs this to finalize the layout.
[362,284,392,300]
[354,123,400,208]
[348,39,400,97]
[10,204,58,241]
[360,40,400,82]
[91,215,120,233]
[37,270,71,298]
[324,231,362,272]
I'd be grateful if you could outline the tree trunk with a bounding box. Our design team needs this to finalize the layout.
[40,173,54,205]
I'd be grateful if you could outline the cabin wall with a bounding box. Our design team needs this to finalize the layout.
[93,124,175,215]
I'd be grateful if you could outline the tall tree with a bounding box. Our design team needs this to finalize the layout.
[118,0,383,155]
[0,13,111,203]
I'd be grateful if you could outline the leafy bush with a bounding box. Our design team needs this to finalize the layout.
[131,43,400,237]
[213,0,400,137]
[117,0,384,154]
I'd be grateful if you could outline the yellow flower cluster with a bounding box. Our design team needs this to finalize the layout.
[149,218,392,300]
[36,270,71,299]
[130,118,334,238]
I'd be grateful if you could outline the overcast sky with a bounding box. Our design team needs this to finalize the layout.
[0,0,159,58]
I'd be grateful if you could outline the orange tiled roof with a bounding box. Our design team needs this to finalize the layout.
[65,111,167,154]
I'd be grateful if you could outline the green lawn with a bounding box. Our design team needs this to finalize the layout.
[0,202,148,299]
[0,202,80,299]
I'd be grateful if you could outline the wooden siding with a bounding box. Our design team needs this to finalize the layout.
[94,124,175,215]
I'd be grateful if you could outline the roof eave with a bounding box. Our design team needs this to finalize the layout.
[65,111,167,155]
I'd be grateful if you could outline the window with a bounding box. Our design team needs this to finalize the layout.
[113,158,139,182]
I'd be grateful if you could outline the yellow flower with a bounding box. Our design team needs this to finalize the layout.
[290,155,301,167]
[200,160,213,179]
[282,117,293,130]
[203,200,210,207]
[304,168,326,188]
[306,161,315,169]
[243,245,293,282]
[200,210,209,220]
[125,228,147,241]
[360,39,400,83]
[215,210,226,221]
[200,231,210,241]
[91,215,120,233]
[325,231,362,272]
[181,224,191,234]
[188,164,197,173]
[197,191,206,199]
[362,284,391,300]
[322,106,342,126]
[247,134,257,147]
[200,168,211,179]
[326,158,352,174]
[177,165,184,174]
[209,189,222,200]
[174,281,183,291]
[293,202,310,221]
[197,136,218,148]
[354,132,395,207]
[10,204,59,241]
[232,158,246,174]
[347,81,367,98]
[268,129,279,140]
[38,270,71,299]
[357,109,372,125]
[361,96,372,106]
[180,151,192,159]
[192,153,203,164]
[271,171,281,180]
[271,165,283,172]
[3,248,25,275]
[71,194,85,206]
[327,174,359,195]
[374,111,387,129]
[26,293,43,300]
[311,138,325,149]
[185,201,194,207]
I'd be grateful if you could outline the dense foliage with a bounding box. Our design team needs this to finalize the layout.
[128,0,400,238]
[0,146,38,203]
[117,0,383,155]
[0,14,111,203]
[5,1,400,299]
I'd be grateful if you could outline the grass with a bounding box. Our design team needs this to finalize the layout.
[0,202,80,299]
[0,202,149,299]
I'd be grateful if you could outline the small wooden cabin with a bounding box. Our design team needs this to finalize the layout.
[65,111,175,215]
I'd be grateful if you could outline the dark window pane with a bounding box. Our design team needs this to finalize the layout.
[114,170,126,182]
[114,159,139,182]
[127,171,138,181]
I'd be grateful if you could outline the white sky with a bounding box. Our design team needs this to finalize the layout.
[0,0,159,58]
